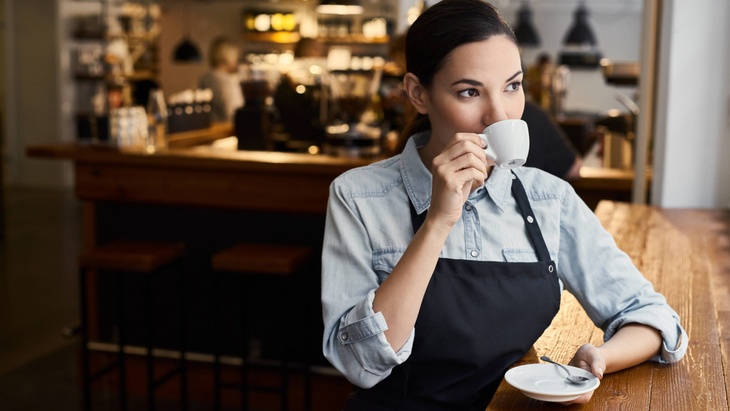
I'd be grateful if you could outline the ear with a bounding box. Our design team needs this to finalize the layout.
[403,73,429,114]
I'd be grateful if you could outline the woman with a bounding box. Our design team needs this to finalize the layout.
[321,1,687,410]
[198,36,244,123]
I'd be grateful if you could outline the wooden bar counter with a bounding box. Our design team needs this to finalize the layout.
[27,142,371,218]
[27,141,638,218]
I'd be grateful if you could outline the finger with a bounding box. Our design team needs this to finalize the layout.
[434,165,487,194]
[453,167,487,189]
[433,153,487,183]
[570,344,605,379]
[592,362,605,379]
[453,132,487,149]
[437,135,488,163]
[581,346,605,379]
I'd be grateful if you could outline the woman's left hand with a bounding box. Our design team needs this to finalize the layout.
[560,325,663,405]
[560,343,606,405]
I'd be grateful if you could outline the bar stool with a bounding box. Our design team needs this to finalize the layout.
[78,240,188,411]
[211,243,314,411]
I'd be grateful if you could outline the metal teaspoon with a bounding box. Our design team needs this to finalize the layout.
[539,355,590,384]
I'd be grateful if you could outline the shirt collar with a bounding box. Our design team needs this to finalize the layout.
[483,167,514,212]
[400,132,433,214]
[399,132,515,214]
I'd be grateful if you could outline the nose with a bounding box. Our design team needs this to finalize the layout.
[481,96,509,127]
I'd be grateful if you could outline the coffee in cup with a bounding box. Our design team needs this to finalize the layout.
[478,119,530,169]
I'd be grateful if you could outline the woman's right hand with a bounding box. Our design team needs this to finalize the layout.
[427,133,488,229]
[374,132,487,350]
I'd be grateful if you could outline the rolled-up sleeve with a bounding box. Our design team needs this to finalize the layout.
[557,187,689,364]
[602,307,688,364]
[321,179,413,388]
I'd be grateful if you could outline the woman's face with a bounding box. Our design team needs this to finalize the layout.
[418,35,525,144]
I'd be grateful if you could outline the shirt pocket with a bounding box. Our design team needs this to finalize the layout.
[502,248,540,263]
[372,248,407,283]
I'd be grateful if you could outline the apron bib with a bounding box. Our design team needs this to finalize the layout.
[347,173,561,411]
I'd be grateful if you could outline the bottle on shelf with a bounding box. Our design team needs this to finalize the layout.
[146,89,168,152]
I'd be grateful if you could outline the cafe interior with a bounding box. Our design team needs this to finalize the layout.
[1,0,729,410]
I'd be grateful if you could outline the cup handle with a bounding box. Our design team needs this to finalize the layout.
[478,133,497,164]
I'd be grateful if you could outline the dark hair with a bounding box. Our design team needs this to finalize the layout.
[397,0,517,151]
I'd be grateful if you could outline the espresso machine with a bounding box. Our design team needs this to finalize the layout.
[597,60,640,169]
[235,63,280,151]
[322,68,383,157]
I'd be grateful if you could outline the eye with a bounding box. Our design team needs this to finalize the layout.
[506,81,523,93]
[458,88,480,98]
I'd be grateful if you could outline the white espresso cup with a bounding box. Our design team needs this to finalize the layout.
[478,119,530,169]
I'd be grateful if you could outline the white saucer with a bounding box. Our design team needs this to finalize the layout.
[504,363,600,402]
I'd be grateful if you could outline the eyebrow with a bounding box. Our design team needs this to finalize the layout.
[506,71,523,82]
[450,70,524,87]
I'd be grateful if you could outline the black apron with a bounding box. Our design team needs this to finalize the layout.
[345,173,561,411]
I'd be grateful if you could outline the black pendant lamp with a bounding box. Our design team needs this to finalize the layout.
[559,1,602,68]
[513,2,540,47]
[172,2,202,63]
[563,1,597,47]
[173,39,202,63]
[316,0,364,15]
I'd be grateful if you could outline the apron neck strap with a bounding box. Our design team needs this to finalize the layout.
[509,171,552,261]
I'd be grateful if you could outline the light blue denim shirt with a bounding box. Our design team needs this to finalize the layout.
[321,132,688,389]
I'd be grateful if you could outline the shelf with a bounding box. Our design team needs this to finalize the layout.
[242,31,301,44]
[74,70,157,82]
[318,34,389,45]
[72,31,158,42]
[242,31,388,47]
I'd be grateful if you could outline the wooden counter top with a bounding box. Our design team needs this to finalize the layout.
[576,165,649,190]
[27,142,370,176]
[166,122,236,149]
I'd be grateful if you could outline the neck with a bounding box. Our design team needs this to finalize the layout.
[417,136,444,170]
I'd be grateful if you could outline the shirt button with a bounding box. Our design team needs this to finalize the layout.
[465,204,473,211]
[340,333,348,342]
[527,216,534,223]
[470,250,479,258]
